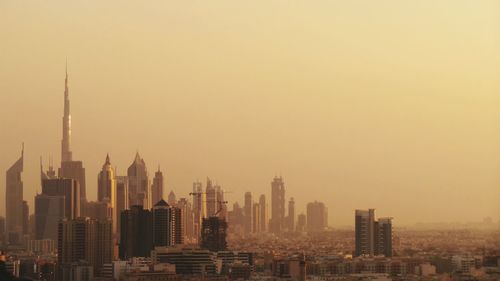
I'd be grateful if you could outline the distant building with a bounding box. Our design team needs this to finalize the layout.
[288,197,295,232]
[270,176,286,234]
[192,181,205,241]
[168,191,176,206]
[119,205,153,259]
[258,194,267,232]
[5,145,24,245]
[115,176,129,242]
[58,217,112,276]
[152,246,217,275]
[355,209,393,257]
[306,201,327,232]
[252,203,260,233]
[153,199,173,247]
[34,193,65,242]
[58,67,87,205]
[177,198,194,243]
[205,178,217,217]
[41,178,80,220]
[152,167,164,206]
[201,217,227,252]
[296,213,306,232]
[22,200,29,238]
[127,152,150,209]
[244,192,253,234]
[97,154,117,237]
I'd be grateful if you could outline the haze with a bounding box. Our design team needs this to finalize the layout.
[1,1,499,226]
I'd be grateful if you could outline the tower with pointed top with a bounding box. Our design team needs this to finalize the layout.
[58,66,87,205]
[127,152,150,209]
[61,63,72,163]
[151,166,164,206]
[5,144,24,244]
[98,154,117,240]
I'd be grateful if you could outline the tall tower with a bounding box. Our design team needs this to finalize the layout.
[270,176,285,234]
[151,167,164,206]
[205,178,217,217]
[355,209,375,256]
[61,63,72,163]
[244,192,253,234]
[6,145,24,245]
[259,194,267,232]
[127,152,150,209]
[288,197,295,231]
[59,65,87,204]
[97,154,117,238]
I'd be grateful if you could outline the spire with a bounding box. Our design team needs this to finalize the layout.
[61,62,72,162]
[105,153,110,165]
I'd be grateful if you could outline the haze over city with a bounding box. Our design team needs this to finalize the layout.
[1,1,500,227]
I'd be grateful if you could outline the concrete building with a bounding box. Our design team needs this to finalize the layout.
[288,197,295,232]
[306,201,327,232]
[152,167,164,206]
[127,152,150,209]
[115,176,129,242]
[97,154,117,237]
[5,145,24,245]
[355,209,393,257]
[258,194,267,232]
[120,205,153,259]
[201,217,227,252]
[270,176,286,234]
[244,192,253,234]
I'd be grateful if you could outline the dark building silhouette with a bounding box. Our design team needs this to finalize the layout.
[270,176,285,234]
[201,217,227,252]
[152,199,173,247]
[355,209,393,257]
[57,217,112,277]
[5,145,24,245]
[119,205,153,259]
[41,178,80,220]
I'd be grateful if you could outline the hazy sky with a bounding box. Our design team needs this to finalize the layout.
[1,1,499,226]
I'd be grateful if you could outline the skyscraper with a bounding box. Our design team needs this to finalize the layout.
[97,154,117,238]
[177,198,194,243]
[252,203,260,233]
[115,176,128,242]
[6,145,24,244]
[152,199,173,247]
[34,193,65,242]
[127,152,150,209]
[58,66,87,205]
[201,216,227,252]
[119,205,153,259]
[58,217,112,277]
[167,191,176,206]
[296,213,306,232]
[216,185,227,220]
[259,194,267,232]
[355,209,375,257]
[151,167,164,206]
[288,197,295,232]
[375,217,393,257]
[306,201,327,232]
[192,180,205,241]
[205,178,217,217]
[22,200,29,238]
[42,178,80,220]
[270,176,285,234]
[244,192,253,234]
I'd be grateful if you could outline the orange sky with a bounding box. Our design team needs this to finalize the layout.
[1,1,499,226]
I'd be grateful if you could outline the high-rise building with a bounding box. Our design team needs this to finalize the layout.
[0,216,6,245]
[22,201,29,238]
[258,195,267,232]
[375,217,393,257]
[97,154,117,238]
[57,217,112,276]
[34,193,65,242]
[296,213,306,232]
[6,145,24,245]
[115,176,128,242]
[216,185,227,220]
[192,181,205,240]
[306,201,327,232]
[167,191,176,206]
[127,152,150,209]
[244,192,253,234]
[355,209,376,257]
[177,198,194,243]
[270,176,285,234]
[205,178,217,217]
[252,203,260,233]
[201,216,227,252]
[151,167,164,206]
[41,178,80,220]
[172,206,184,245]
[152,199,173,247]
[227,202,245,236]
[288,197,295,232]
[119,205,153,259]
[58,67,87,205]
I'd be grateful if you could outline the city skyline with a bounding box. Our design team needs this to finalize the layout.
[1,1,500,226]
